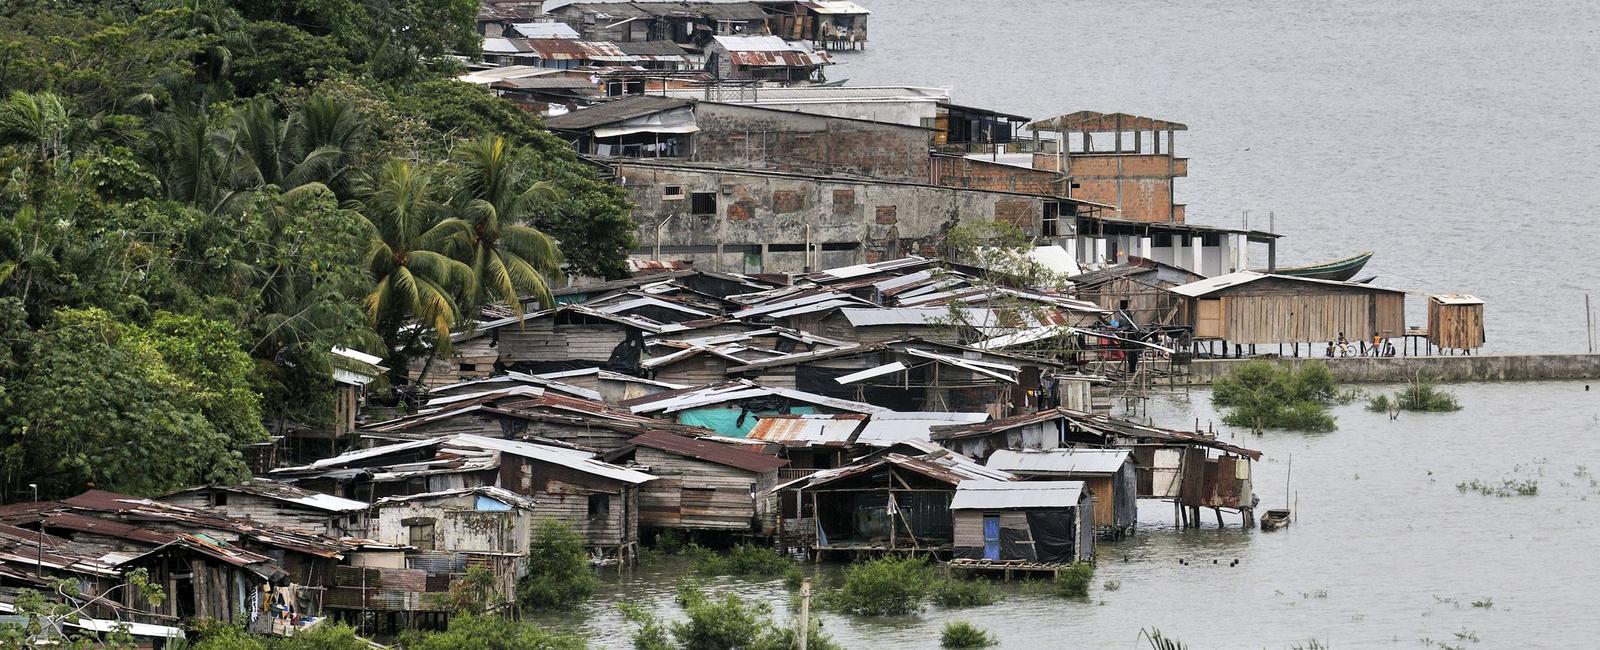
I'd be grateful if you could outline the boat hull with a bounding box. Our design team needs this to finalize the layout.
[1256,251,1372,282]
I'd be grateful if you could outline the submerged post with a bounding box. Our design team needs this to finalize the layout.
[797,579,811,650]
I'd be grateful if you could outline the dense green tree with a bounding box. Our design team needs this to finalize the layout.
[3,307,255,498]
[451,136,562,315]
[517,519,598,611]
[400,613,587,650]
[1212,360,1342,432]
[389,80,636,279]
[353,158,473,355]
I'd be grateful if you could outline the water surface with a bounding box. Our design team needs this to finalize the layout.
[544,382,1600,648]
[835,0,1600,353]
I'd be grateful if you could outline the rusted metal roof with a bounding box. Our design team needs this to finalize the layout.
[930,408,1070,441]
[748,414,865,445]
[625,431,789,472]
[712,35,832,68]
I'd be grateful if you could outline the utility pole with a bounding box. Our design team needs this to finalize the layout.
[29,483,40,578]
[797,579,811,650]
[1587,293,1594,353]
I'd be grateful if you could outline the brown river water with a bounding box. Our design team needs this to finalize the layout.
[541,2,1600,646]
[533,381,1600,648]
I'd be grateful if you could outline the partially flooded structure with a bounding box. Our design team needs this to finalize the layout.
[949,480,1095,564]
[984,448,1138,535]
[608,431,789,535]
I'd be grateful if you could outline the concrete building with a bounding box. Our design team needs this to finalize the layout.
[608,158,1110,273]
[660,85,951,127]
[548,97,934,180]
[1029,111,1190,224]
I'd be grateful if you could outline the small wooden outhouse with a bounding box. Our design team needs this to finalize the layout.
[1427,294,1485,352]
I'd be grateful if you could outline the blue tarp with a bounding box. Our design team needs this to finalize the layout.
[475,495,512,511]
[677,406,817,437]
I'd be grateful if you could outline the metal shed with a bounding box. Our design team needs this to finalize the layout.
[949,480,1094,564]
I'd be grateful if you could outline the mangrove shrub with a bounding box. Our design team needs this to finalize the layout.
[940,620,998,648]
[517,519,598,611]
[1054,563,1095,599]
[1211,360,1341,432]
[621,582,840,650]
[820,554,934,616]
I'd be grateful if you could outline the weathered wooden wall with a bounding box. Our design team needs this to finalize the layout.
[632,447,771,532]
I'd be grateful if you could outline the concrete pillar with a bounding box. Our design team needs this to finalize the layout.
[1217,235,1233,273]
[1093,238,1108,265]
[1190,236,1204,274]
[1139,237,1153,260]
[1170,237,1185,269]
[1064,238,1078,262]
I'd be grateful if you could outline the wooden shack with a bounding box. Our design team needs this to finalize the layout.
[159,479,369,538]
[1066,258,1203,327]
[983,448,1138,535]
[1170,271,1405,345]
[949,480,1094,564]
[607,431,789,535]
[797,452,1012,554]
[1427,294,1485,352]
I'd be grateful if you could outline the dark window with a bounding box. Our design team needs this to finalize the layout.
[211,491,228,506]
[1043,203,1061,237]
[408,523,435,550]
[664,185,684,199]
[690,192,717,215]
[459,363,476,372]
[588,494,611,519]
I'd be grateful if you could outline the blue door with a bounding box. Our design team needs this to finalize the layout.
[982,516,1001,560]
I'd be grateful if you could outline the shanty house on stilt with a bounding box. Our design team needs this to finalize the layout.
[606,431,789,537]
[984,448,1138,535]
[949,480,1094,564]
[795,452,1013,555]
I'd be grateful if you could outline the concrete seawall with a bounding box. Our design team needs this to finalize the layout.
[1162,353,1600,385]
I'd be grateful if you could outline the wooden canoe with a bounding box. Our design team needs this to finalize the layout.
[1260,508,1292,531]
[1256,251,1372,282]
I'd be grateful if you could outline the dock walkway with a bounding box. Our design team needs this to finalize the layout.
[1160,353,1600,386]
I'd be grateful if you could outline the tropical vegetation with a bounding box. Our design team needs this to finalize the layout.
[0,0,635,500]
[1211,360,1344,432]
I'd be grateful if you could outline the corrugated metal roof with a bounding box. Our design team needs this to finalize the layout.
[627,431,789,472]
[450,434,656,484]
[166,480,369,513]
[510,22,580,38]
[949,480,1086,510]
[748,414,865,445]
[840,307,990,328]
[544,96,694,131]
[804,256,933,281]
[1431,293,1483,305]
[1168,271,1405,298]
[371,485,538,510]
[984,449,1131,476]
[853,413,989,446]
[804,0,871,14]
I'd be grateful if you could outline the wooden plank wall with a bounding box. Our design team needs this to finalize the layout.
[634,448,763,531]
[1221,294,1373,344]
[1428,301,1484,350]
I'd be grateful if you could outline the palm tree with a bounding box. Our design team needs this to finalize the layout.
[450,136,564,318]
[0,91,73,215]
[353,159,474,353]
[229,96,354,195]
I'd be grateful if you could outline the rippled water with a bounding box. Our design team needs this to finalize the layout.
[538,382,1600,648]
[832,0,1600,353]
